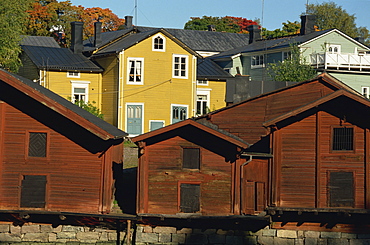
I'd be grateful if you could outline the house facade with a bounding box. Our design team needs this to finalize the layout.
[84,18,248,136]
[0,69,126,214]
[212,15,370,97]
[133,73,370,231]
[18,29,103,110]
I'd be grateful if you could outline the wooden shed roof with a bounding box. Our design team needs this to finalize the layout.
[263,89,370,127]
[132,118,249,149]
[0,69,127,141]
[194,73,364,146]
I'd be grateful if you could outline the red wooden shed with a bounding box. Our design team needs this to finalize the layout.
[133,73,370,230]
[0,69,127,215]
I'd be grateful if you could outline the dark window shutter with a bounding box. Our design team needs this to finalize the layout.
[183,148,200,169]
[180,183,200,213]
[329,172,354,207]
[20,175,47,208]
[332,127,353,151]
[28,132,47,157]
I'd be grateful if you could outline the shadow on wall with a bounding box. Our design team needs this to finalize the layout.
[113,163,137,215]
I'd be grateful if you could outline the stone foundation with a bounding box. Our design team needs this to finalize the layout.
[1,222,370,244]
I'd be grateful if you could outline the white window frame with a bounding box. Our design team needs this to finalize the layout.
[362,86,369,98]
[127,57,144,85]
[196,89,211,116]
[328,44,341,54]
[197,80,209,86]
[70,81,90,103]
[251,55,265,69]
[149,120,165,131]
[152,33,166,52]
[67,71,80,78]
[173,54,188,79]
[171,104,188,124]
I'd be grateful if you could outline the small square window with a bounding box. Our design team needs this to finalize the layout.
[183,148,200,169]
[28,132,47,157]
[173,55,188,78]
[332,127,353,151]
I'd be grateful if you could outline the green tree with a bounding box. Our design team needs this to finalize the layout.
[74,100,104,119]
[0,0,31,72]
[267,44,316,82]
[184,16,259,33]
[306,1,368,40]
[263,21,301,39]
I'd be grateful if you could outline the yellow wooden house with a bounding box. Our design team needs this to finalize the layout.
[87,29,197,136]
[18,31,103,110]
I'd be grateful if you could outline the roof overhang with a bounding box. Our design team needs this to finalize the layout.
[132,119,249,149]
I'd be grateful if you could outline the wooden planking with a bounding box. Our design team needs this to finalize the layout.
[210,80,337,144]
[142,136,233,215]
[0,102,108,213]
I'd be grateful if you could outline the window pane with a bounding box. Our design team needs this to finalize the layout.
[74,88,85,94]
[29,133,47,157]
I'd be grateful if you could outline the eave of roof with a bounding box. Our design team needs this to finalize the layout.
[132,118,249,149]
[263,89,370,127]
[0,69,127,140]
[196,73,345,120]
[22,46,103,72]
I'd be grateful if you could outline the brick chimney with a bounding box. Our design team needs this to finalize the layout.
[248,25,261,44]
[300,15,316,35]
[94,21,102,47]
[70,21,83,53]
[125,16,133,29]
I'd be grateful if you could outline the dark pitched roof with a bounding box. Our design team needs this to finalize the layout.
[197,58,233,80]
[21,36,61,48]
[0,69,126,140]
[22,45,103,72]
[94,29,161,55]
[83,28,133,52]
[162,28,249,52]
[211,29,333,59]
[84,26,250,54]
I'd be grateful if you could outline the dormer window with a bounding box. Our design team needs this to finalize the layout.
[153,34,166,51]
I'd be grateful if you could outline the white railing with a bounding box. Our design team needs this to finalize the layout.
[310,52,370,71]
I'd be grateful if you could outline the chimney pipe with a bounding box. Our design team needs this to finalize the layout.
[207,25,216,32]
[300,15,316,35]
[94,21,102,47]
[248,25,261,44]
[125,16,133,29]
[70,21,84,54]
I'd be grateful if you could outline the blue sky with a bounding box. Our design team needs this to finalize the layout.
[69,0,369,31]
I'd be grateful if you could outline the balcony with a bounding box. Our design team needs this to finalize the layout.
[310,52,370,72]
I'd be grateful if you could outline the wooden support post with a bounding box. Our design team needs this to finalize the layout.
[126,220,131,245]
[116,221,120,245]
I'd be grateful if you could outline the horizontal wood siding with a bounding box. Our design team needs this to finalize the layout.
[318,111,365,209]
[278,115,317,207]
[144,136,233,215]
[0,103,106,213]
